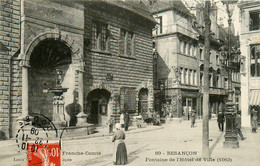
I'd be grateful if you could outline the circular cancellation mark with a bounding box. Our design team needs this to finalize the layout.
[15,113,61,165]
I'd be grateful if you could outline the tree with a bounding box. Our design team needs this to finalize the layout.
[202,0,211,158]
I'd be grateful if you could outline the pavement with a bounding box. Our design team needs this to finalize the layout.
[64,123,164,141]
[0,118,259,166]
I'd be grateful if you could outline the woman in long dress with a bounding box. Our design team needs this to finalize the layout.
[112,123,128,165]
[120,112,125,129]
[251,108,258,133]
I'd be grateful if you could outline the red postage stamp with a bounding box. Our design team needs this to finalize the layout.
[27,142,61,166]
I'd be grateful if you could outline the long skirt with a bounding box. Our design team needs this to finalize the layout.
[251,120,258,130]
[113,139,128,165]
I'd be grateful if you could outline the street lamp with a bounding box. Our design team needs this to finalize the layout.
[160,83,165,118]
[220,0,239,148]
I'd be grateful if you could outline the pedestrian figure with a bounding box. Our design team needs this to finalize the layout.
[136,114,143,128]
[146,109,153,124]
[124,111,130,131]
[217,112,225,132]
[235,112,246,140]
[120,112,125,129]
[107,115,115,134]
[190,110,196,128]
[251,108,258,133]
[112,123,128,165]
[153,112,161,126]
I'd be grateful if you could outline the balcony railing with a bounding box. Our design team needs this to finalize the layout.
[153,24,197,38]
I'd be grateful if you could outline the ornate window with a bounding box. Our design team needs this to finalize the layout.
[92,21,109,51]
[120,29,135,57]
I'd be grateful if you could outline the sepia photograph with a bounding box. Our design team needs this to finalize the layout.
[0,0,259,165]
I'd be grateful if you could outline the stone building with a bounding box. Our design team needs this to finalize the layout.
[238,1,260,126]
[196,3,241,118]
[0,0,155,139]
[151,0,200,119]
[151,0,240,120]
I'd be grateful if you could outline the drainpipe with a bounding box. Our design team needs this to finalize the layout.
[8,57,12,138]
[18,0,30,118]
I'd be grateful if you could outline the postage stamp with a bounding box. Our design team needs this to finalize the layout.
[27,142,61,166]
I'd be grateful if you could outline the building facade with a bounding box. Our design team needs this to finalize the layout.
[239,1,260,127]
[152,0,241,120]
[152,1,200,119]
[0,0,155,139]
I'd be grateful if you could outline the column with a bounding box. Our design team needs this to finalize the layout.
[76,70,88,126]
[20,60,29,118]
[241,44,250,127]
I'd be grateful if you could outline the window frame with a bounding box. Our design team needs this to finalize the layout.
[250,44,260,77]
[120,28,135,58]
[249,10,260,31]
[91,21,110,52]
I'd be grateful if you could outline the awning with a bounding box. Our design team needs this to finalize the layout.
[249,90,260,106]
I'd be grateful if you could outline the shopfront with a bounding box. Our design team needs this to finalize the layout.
[154,88,200,120]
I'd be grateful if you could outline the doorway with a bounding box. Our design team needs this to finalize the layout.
[90,101,99,124]
[87,89,111,125]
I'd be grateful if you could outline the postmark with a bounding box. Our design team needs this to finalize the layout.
[15,113,62,165]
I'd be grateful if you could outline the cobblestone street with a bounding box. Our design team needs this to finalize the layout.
[1,119,259,166]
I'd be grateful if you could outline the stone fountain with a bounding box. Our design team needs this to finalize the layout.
[48,69,68,128]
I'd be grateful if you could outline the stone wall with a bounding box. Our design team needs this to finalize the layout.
[83,2,154,122]
[0,0,20,139]
[0,0,155,137]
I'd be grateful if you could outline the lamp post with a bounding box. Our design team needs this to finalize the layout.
[160,83,165,118]
[220,0,239,148]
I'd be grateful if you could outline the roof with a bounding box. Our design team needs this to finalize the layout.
[103,0,157,24]
[237,1,260,9]
[150,0,191,16]
[218,25,239,48]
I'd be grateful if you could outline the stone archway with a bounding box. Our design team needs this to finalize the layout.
[20,30,84,70]
[28,38,73,121]
[18,31,85,123]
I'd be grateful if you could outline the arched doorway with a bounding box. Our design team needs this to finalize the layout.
[87,89,111,125]
[28,39,72,121]
[138,88,148,115]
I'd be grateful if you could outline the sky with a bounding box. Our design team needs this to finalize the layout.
[181,0,241,35]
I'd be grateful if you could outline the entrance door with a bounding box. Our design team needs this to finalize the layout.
[87,89,111,125]
[90,101,99,124]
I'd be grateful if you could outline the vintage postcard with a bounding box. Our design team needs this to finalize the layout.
[0,0,259,166]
